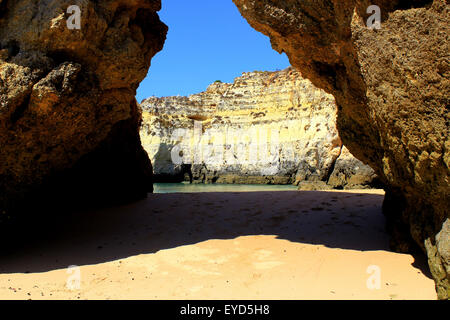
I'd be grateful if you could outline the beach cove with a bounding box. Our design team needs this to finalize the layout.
[0,186,436,300]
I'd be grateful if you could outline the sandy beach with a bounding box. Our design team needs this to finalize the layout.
[0,189,436,300]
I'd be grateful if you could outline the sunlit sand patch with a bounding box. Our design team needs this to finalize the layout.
[0,189,436,300]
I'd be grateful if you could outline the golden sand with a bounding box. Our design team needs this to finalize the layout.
[0,189,436,300]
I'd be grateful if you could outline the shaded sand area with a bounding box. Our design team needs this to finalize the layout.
[0,190,436,300]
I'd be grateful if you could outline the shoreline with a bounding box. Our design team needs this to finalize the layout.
[0,189,436,300]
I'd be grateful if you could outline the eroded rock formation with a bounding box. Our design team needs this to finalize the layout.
[0,1,166,228]
[140,67,379,188]
[233,0,449,298]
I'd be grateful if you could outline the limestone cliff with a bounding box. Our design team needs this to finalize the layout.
[140,67,378,188]
[0,1,166,234]
[233,0,449,298]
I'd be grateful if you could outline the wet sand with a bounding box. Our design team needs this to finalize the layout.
[0,189,436,299]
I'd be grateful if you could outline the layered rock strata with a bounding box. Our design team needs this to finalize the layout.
[233,0,449,298]
[0,1,167,231]
[140,67,378,188]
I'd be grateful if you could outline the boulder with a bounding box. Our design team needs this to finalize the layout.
[328,146,382,189]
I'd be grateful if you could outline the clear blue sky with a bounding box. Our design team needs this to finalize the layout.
[136,0,290,103]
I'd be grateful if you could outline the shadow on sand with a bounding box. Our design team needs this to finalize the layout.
[0,190,431,278]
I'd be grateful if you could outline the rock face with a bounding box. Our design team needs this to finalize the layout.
[140,67,379,188]
[233,0,449,298]
[0,1,166,227]
[328,146,379,189]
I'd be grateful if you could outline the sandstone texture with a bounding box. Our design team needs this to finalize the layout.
[233,0,449,298]
[140,67,379,188]
[328,146,380,189]
[0,1,166,229]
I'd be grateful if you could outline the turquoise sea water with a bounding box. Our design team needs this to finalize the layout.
[153,182,298,193]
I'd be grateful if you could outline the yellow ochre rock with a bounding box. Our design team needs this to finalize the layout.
[140,67,378,188]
